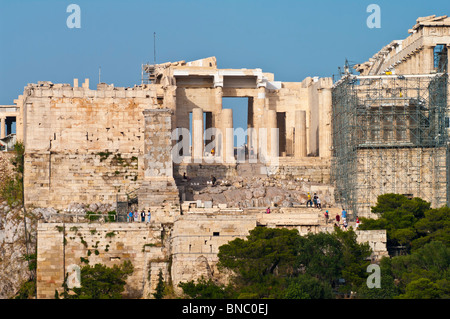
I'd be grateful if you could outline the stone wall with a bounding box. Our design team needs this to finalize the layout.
[22,82,157,209]
[36,208,389,299]
[356,147,448,217]
[36,222,169,299]
[0,152,14,190]
[24,152,141,209]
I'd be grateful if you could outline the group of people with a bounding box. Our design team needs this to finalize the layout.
[306,192,322,209]
[323,208,360,230]
[127,209,151,223]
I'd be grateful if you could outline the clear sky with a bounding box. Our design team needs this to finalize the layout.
[1,0,449,133]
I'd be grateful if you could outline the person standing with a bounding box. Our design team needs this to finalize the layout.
[141,210,146,222]
[335,213,341,226]
[128,211,133,223]
[134,211,139,222]
[343,220,348,230]
[324,210,329,224]
[341,209,347,224]
[355,217,360,229]
[306,192,313,208]
[147,209,151,223]
[313,193,318,208]
[266,207,271,214]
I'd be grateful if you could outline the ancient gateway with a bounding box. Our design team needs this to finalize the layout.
[1,16,449,298]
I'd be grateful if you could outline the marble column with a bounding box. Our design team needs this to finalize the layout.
[295,110,307,158]
[267,109,278,158]
[423,45,435,74]
[192,107,204,163]
[319,87,332,158]
[221,108,234,163]
[0,116,5,139]
[253,87,266,156]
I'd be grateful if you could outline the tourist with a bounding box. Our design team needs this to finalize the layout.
[355,217,360,229]
[134,211,139,222]
[316,197,322,209]
[147,209,151,223]
[266,207,271,214]
[343,220,348,230]
[211,175,217,186]
[335,213,340,225]
[306,192,313,208]
[128,211,133,223]
[141,210,146,222]
[324,210,329,224]
[313,193,318,208]
[341,208,347,223]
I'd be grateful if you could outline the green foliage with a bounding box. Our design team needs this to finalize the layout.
[333,227,372,292]
[397,278,448,299]
[296,231,344,283]
[283,274,333,299]
[13,279,36,299]
[357,257,398,299]
[207,226,372,299]
[153,269,166,299]
[355,194,450,299]
[412,207,450,251]
[63,260,134,299]
[23,253,37,272]
[106,211,117,222]
[390,241,450,298]
[105,231,116,238]
[359,193,434,251]
[85,211,99,222]
[178,278,235,299]
[217,227,300,298]
[1,142,25,206]
[97,151,112,162]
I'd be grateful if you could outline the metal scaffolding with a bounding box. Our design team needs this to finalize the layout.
[331,73,449,217]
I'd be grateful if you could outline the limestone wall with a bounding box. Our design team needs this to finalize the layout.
[355,229,389,260]
[36,222,168,299]
[22,82,157,209]
[0,152,14,189]
[36,209,389,298]
[171,213,257,290]
[356,147,448,217]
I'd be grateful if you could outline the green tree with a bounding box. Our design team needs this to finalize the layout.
[178,278,235,299]
[295,231,343,283]
[412,207,450,251]
[391,241,450,298]
[218,227,300,279]
[63,260,134,299]
[153,269,166,299]
[333,227,372,292]
[283,274,333,299]
[397,278,445,299]
[1,142,25,206]
[359,194,431,252]
[357,257,398,299]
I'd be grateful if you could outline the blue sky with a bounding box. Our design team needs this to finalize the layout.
[1,0,449,134]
